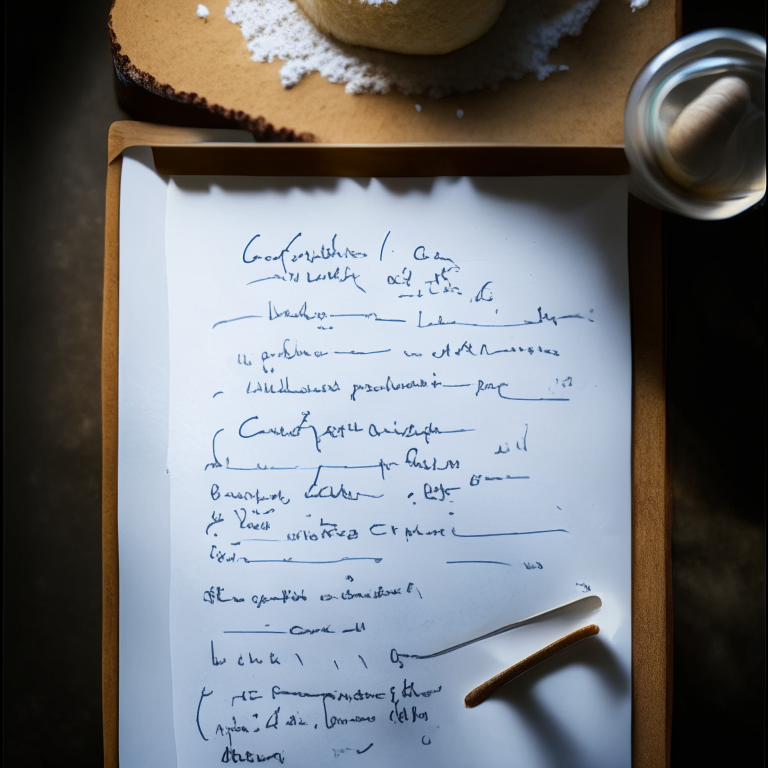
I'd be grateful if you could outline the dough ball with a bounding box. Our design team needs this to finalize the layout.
[295,0,508,55]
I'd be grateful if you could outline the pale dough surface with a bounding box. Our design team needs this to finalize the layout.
[295,0,508,54]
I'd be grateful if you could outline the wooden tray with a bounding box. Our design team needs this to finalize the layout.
[102,121,671,767]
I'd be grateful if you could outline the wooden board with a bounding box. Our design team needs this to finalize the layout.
[102,121,671,767]
[109,0,678,143]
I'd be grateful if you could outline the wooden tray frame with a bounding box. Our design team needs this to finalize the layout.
[102,120,671,767]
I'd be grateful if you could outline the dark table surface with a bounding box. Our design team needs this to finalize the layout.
[3,2,764,765]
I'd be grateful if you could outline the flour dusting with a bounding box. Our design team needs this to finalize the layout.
[225,0,646,97]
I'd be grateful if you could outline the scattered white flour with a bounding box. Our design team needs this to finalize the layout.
[196,4,210,19]
[225,0,647,97]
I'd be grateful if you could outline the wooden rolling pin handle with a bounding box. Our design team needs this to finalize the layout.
[464,624,600,709]
[666,75,751,183]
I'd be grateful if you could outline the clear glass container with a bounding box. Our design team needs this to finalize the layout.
[625,28,765,220]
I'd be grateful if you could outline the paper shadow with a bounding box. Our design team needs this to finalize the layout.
[377,177,443,196]
[468,176,630,305]
[469,176,594,214]
[171,175,341,195]
[488,636,628,768]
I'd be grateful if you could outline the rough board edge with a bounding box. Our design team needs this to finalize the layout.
[108,4,313,142]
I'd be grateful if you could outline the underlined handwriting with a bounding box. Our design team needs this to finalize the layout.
[162,175,632,767]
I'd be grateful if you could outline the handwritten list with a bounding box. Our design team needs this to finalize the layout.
[164,176,632,767]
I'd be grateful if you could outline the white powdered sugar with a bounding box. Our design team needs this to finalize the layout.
[225,0,646,97]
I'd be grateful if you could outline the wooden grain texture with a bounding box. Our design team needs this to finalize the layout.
[109,0,677,145]
[102,153,122,768]
[464,625,601,708]
[629,195,672,768]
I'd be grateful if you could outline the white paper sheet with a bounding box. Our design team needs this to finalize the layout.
[165,175,632,768]
[118,148,177,767]
[117,133,255,768]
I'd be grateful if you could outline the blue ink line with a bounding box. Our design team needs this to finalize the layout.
[210,428,224,469]
[483,475,529,481]
[358,743,374,755]
[226,465,302,471]
[278,233,302,273]
[237,538,282,542]
[223,630,288,634]
[311,463,384,470]
[498,395,570,402]
[213,391,224,398]
[226,453,470,471]
[213,315,262,329]
[379,231,390,261]
[239,557,383,564]
[229,462,386,472]
[447,560,512,566]
[242,233,260,262]
[417,310,586,330]
[328,312,406,323]
[196,688,213,741]
[358,655,368,669]
[442,383,472,388]
[307,462,391,492]
[246,275,282,285]
[423,320,529,328]
[334,349,391,355]
[452,527,568,537]
[296,654,303,666]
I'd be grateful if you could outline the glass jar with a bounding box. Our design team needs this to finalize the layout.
[625,28,765,220]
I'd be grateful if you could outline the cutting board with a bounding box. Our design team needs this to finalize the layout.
[109,0,678,143]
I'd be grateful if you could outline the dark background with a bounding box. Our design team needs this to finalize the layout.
[3,1,764,765]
